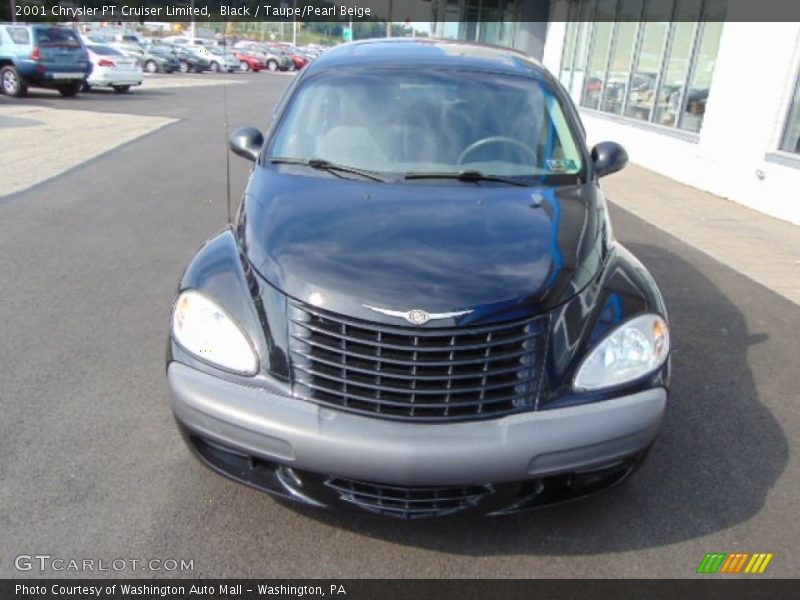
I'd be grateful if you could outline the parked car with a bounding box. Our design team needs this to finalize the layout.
[233,51,265,72]
[269,44,309,70]
[107,42,172,73]
[84,44,142,93]
[234,41,291,71]
[167,39,670,519]
[298,46,321,60]
[169,45,211,73]
[113,32,146,45]
[141,45,180,73]
[198,46,242,73]
[110,43,176,74]
[265,44,300,71]
[285,49,309,70]
[0,23,90,97]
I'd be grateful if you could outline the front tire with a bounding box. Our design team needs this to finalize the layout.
[210,61,221,73]
[240,61,250,72]
[179,61,190,73]
[1,66,27,97]
[57,81,82,97]
[267,60,278,72]
[112,85,130,94]
[145,60,158,74]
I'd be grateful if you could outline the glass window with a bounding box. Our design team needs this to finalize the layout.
[559,19,579,89]
[561,0,723,132]
[33,26,81,47]
[601,0,644,115]
[781,74,800,154]
[570,19,593,99]
[679,0,726,131]
[87,45,122,56]
[6,27,30,45]
[268,70,583,181]
[653,1,703,126]
[625,14,670,122]
[581,0,617,110]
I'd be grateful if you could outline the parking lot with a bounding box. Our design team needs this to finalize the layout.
[1,72,799,578]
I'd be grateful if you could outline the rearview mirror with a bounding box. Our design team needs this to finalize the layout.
[591,141,628,178]
[229,127,264,162]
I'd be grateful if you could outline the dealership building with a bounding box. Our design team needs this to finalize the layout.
[430,0,800,225]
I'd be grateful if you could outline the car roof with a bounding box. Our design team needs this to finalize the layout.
[305,38,544,78]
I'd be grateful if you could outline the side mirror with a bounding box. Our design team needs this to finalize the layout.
[229,127,264,162]
[591,141,628,178]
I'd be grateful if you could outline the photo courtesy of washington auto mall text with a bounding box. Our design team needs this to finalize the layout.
[14,583,348,597]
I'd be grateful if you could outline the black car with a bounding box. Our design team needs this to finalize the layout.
[167,39,670,519]
[169,45,211,73]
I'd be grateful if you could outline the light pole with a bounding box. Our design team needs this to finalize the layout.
[189,0,196,43]
[292,0,297,46]
[386,0,393,37]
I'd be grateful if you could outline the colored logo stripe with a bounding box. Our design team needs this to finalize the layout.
[697,553,773,574]
[744,553,773,574]
[720,553,749,573]
[697,553,726,574]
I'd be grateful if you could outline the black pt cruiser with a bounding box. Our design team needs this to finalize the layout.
[167,39,670,518]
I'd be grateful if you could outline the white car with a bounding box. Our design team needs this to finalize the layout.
[85,44,142,93]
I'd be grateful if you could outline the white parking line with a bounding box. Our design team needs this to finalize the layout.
[0,105,177,197]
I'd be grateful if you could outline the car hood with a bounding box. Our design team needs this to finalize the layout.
[241,168,608,325]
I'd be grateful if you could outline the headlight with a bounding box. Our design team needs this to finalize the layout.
[573,313,669,391]
[171,290,258,375]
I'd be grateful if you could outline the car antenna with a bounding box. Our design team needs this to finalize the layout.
[221,20,233,224]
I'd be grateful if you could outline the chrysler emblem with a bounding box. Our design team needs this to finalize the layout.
[363,305,473,325]
[406,309,431,325]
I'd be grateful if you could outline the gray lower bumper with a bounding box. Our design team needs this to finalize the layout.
[168,362,666,486]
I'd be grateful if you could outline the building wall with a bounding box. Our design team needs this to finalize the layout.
[544,9,800,225]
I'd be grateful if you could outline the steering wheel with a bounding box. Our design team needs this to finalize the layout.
[457,136,537,166]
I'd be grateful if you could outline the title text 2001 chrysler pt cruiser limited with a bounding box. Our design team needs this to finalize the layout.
[167,39,670,518]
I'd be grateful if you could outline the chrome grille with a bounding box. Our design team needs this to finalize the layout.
[325,476,493,518]
[288,302,547,421]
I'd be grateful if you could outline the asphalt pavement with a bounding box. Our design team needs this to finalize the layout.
[0,73,798,578]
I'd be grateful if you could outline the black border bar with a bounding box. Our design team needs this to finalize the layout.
[4,579,800,600]
[4,0,800,24]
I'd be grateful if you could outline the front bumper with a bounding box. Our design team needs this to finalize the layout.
[169,362,666,493]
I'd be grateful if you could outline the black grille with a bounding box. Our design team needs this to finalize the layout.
[288,302,547,422]
[325,476,493,518]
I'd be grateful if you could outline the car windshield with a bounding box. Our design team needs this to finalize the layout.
[87,45,122,56]
[267,69,583,182]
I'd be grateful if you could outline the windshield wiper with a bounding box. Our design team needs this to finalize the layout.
[270,157,388,182]
[404,170,530,187]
